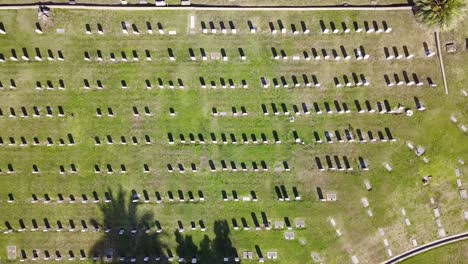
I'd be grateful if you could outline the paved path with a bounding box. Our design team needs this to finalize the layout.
[0,3,412,11]
[434,31,449,95]
[383,232,468,264]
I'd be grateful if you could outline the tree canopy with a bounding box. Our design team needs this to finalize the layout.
[415,0,466,31]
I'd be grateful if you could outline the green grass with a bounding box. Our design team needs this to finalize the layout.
[401,240,468,264]
[0,8,466,264]
[0,0,409,6]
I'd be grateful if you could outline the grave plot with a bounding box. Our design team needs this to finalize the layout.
[267,74,321,88]
[33,79,66,90]
[257,99,425,117]
[0,7,465,264]
[93,134,154,146]
[383,71,437,87]
[119,20,175,35]
[0,134,76,147]
[313,127,396,144]
[198,76,247,89]
[204,160,288,173]
[187,47,247,61]
[314,155,359,171]
[0,106,66,118]
[319,20,392,34]
[271,46,369,61]
[167,131,282,145]
[210,105,249,116]
[0,48,65,63]
[333,73,370,87]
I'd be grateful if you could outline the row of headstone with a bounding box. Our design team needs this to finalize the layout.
[233,216,303,233]
[0,79,17,89]
[269,74,320,88]
[176,220,206,232]
[95,107,114,117]
[221,190,257,202]
[131,189,205,203]
[320,20,392,34]
[0,134,75,147]
[19,248,210,263]
[231,212,272,231]
[34,80,66,90]
[84,23,104,35]
[103,252,198,264]
[5,218,104,233]
[0,164,15,174]
[167,163,198,173]
[83,48,178,62]
[58,164,78,174]
[0,48,64,62]
[188,47,246,61]
[167,131,282,145]
[131,106,153,116]
[84,50,152,62]
[261,101,349,115]
[211,106,248,116]
[450,115,468,133]
[260,99,409,116]
[384,72,436,87]
[207,160,287,172]
[200,20,237,34]
[334,73,369,87]
[92,163,144,174]
[19,249,88,261]
[4,218,166,235]
[268,20,309,34]
[96,107,174,117]
[94,135,151,146]
[146,78,184,89]
[314,128,396,143]
[120,21,167,35]
[314,155,354,171]
[272,46,369,61]
[300,46,369,61]
[0,106,65,118]
[274,186,301,201]
[31,192,112,204]
[3,192,112,204]
[384,46,414,60]
[199,77,248,89]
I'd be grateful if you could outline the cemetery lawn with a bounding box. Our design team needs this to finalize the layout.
[0,0,409,6]
[0,7,467,264]
[401,240,468,264]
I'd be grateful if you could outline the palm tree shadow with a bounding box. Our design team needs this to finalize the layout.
[175,220,240,263]
[89,186,167,262]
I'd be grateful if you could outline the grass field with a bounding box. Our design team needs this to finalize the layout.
[402,240,468,264]
[0,0,410,6]
[0,7,466,264]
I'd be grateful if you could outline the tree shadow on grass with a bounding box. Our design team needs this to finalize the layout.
[89,186,167,262]
[175,220,240,263]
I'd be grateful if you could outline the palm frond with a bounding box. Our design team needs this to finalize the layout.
[415,0,466,31]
